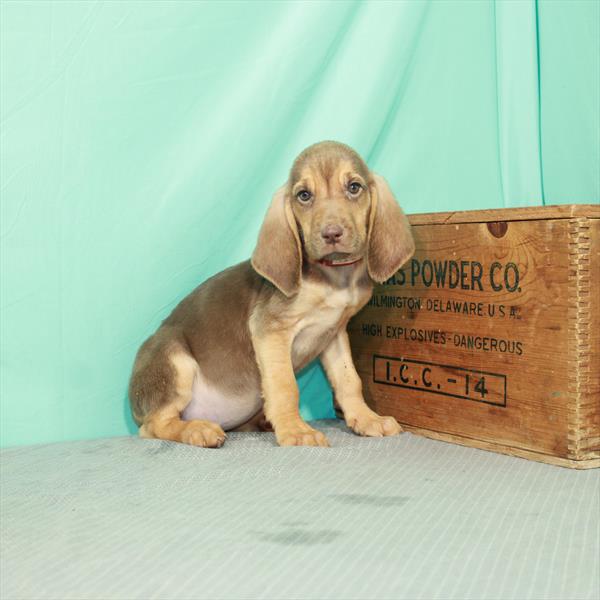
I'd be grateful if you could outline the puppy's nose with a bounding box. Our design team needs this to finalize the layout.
[321,224,343,244]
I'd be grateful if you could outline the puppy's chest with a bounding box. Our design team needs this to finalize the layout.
[291,288,364,364]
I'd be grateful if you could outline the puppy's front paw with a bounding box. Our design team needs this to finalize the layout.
[276,422,330,447]
[347,412,403,438]
[181,420,226,448]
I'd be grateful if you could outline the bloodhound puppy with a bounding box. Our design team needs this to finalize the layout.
[129,141,414,447]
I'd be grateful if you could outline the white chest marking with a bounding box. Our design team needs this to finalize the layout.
[291,286,359,366]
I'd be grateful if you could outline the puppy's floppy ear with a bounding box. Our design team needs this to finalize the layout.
[366,173,415,283]
[251,184,302,297]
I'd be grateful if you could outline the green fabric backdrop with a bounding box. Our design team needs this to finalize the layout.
[1,0,598,447]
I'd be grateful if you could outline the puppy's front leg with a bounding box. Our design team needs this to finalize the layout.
[252,332,329,447]
[321,329,402,437]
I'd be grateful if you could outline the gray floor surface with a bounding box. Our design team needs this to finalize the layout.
[1,420,599,600]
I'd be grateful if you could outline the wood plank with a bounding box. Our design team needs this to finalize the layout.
[408,204,600,226]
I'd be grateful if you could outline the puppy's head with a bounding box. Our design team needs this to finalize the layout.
[288,141,372,269]
[252,141,414,296]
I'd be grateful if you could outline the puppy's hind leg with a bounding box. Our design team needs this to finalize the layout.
[130,340,226,448]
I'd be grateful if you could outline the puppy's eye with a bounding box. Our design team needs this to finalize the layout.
[297,190,312,203]
[348,182,362,195]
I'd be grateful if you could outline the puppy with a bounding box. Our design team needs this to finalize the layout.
[129,140,415,447]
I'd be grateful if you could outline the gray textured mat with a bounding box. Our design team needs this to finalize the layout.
[1,420,599,600]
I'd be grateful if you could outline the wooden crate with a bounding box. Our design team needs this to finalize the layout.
[348,205,600,468]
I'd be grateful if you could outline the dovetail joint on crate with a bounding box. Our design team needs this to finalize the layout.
[567,218,598,460]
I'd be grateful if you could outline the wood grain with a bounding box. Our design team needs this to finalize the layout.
[408,204,600,226]
[349,206,599,468]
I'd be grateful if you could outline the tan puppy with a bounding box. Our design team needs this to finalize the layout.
[129,141,414,447]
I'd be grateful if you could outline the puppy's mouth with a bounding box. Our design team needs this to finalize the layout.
[317,252,363,267]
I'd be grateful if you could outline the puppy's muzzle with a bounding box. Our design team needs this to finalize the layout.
[321,223,344,245]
